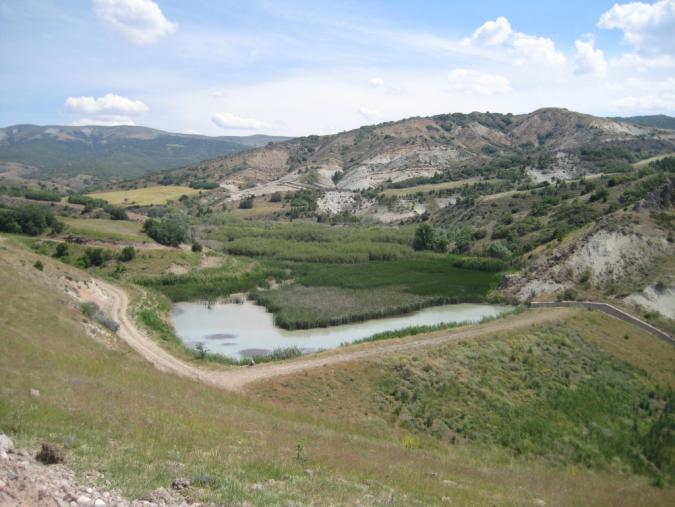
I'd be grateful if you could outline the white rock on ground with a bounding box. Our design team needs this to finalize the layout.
[0,433,195,506]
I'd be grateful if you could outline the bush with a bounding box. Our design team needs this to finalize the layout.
[412,223,447,252]
[118,246,136,262]
[239,197,254,209]
[54,243,69,258]
[486,242,512,259]
[144,211,192,247]
[0,205,62,236]
[33,260,44,271]
[24,190,61,202]
[107,206,128,220]
[79,301,119,332]
[80,247,110,268]
[191,241,203,253]
[270,192,283,202]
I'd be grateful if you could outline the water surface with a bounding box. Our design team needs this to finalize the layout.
[171,301,510,360]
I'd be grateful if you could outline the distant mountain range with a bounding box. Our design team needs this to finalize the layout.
[0,124,290,182]
[613,115,675,130]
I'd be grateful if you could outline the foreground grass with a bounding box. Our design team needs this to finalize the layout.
[88,185,200,206]
[1,241,673,505]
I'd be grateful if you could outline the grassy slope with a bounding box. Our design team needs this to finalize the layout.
[1,240,674,505]
[251,311,675,500]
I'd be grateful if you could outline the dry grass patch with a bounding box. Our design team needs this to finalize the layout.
[88,185,200,206]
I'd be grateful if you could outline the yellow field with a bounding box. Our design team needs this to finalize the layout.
[88,185,201,206]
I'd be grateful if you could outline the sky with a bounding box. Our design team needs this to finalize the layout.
[1,0,675,136]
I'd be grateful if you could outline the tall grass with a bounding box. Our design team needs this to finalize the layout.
[134,264,287,302]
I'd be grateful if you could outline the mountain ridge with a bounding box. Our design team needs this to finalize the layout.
[0,124,290,186]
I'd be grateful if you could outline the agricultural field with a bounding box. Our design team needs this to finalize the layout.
[88,185,200,206]
[380,177,492,197]
[61,217,150,243]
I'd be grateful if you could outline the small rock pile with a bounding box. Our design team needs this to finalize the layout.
[0,433,194,506]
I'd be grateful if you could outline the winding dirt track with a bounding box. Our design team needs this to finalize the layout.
[99,280,576,392]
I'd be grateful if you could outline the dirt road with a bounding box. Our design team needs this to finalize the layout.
[99,280,576,392]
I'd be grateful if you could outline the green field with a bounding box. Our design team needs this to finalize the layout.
[62,217,150,242]
[88,185,201,206]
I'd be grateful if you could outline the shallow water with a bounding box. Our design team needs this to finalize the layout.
[171,301,511,360]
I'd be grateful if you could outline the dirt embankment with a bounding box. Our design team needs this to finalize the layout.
[94,280,575,391]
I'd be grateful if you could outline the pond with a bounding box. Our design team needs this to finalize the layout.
[170,301,512,360]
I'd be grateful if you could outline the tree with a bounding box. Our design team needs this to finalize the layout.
[413,223,436,251]
[412,223,447,252]
[143,211,192,247]
[107,206,128,220]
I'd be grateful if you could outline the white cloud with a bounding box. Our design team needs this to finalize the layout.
[463,16,512,46]
[65,93,149,115]
[612,77,675,109]
[574,40,608,75]
[463,17,565,67]
[368,77,385,87]
[598,0,675,55]
[611,52,675,69]
[512,34,566,67]
[211,112,269,130]
[447,69,511,95]
[94,0,176,45]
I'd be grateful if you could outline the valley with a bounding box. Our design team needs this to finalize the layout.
[1,108,674,506]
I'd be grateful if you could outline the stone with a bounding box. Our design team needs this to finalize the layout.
[77,495,92,506]
[94,499,107,507]
[30,388,41,398]
[0,434,13,453]
[36,442,64,464]
[171,477,191,491]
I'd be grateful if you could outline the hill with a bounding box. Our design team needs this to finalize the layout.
[615,115,675,131]
[0,124,289,186]
[133,108,675,201]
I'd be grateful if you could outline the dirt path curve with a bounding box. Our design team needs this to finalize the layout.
[99,280,576,392]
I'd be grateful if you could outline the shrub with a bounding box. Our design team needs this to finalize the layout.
[144,211,192,247]
[239,197,254,209]
[33,260,44,271]
[79,301,119,332]
[54,243,69,258]
[24,190,61,202]
[80,247,110,268]
[486,242,512,259]
[118,246,136,262]
[107,206,128,220]
[0,205,62,236]
[191,241,203,253]
[270,192,283,202]
[412,223,447,252]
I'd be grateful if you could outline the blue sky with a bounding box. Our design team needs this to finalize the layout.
[1,0,674,135]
